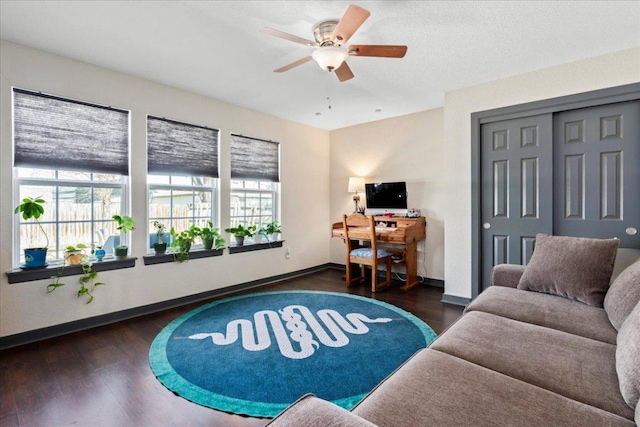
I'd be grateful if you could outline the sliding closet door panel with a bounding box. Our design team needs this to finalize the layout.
[480,114,553,291]
[554,101,640,248]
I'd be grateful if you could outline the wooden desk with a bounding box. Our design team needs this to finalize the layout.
[332,216,426,290]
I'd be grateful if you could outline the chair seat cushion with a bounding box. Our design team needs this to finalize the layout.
[350,248,392,259]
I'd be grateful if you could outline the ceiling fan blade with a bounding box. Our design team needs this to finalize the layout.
[274,56,314,73]
[261,27,317,47]
[331,4,370,44]
[347,44,407,58]
[334,62,354,82]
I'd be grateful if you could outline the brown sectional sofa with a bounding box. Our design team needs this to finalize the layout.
[268,243,640,427]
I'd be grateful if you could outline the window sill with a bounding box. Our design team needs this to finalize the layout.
[143,248,224,265]
[228,240,284,254]
[6,257,137,284]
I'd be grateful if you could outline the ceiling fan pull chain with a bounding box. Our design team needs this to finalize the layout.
[326,74,332,110]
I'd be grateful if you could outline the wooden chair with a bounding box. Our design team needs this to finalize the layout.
[342,213,393,292]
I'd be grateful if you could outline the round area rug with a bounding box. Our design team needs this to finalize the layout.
[149,290,436,418]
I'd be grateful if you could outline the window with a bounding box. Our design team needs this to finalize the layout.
[230,179,277,228]
[229,134,280,230]
[148,175,216,247]
[15,169,125,263]
[147,116,219,251]
[12,88,129,267]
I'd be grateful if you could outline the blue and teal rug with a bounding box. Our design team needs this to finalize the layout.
[149,290,436,417]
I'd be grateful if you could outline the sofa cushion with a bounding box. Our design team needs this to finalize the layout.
[605,259,640,330]
[352,349,634,427]
[616,301,640,410]
[517,234,619,307]
[267,394,378,427]
[491,263,526,288]
[430,311,633,420]
[465,285,618,344]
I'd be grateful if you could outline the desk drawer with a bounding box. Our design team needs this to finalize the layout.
[386,234,406,243]
[396,220,415,228]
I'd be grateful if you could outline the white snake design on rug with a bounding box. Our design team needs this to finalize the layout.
[188,305,393,359]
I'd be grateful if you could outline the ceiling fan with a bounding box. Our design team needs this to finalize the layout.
[260,4,407,82]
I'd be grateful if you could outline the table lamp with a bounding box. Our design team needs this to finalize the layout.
[348,176,365,213]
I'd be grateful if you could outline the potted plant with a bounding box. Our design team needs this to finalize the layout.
[152,221,167,255]
[14,196,49,268]
[225,224,257,246]
[112,214,135,259]
[170,224,201,262]
[93,245,106,262]
[200,221,226,250]
[64,243,88,265]
[259,221,282,242]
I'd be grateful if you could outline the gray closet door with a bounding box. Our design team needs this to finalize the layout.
[554,101,640,247]
[480,114,553,291]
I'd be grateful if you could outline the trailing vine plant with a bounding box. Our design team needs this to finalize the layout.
[77,259,104,304]
[46,250,105,304]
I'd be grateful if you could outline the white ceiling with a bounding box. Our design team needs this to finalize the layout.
[1,1,639,130]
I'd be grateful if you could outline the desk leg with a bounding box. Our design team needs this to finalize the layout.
[401,240,419,290]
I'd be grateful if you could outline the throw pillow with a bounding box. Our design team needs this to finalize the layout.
[616,301,640,410]
[604,259,640,330]
[517,234,619,307]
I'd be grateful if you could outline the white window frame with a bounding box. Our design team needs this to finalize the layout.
[13,169,128,267]
[230,179,279,229]
[148,175,218,252]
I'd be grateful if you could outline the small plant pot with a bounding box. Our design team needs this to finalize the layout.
[23,248,48,268]
[235,236,245,246]
[153,242,167,255]
[114,246,128,260]
[94,248,106,262]
[203,237,214,250]
[65,250,84,265]
[269,233,280,242]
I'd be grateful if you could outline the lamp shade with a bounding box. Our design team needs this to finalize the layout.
[348,176,365,193]
[312,46,347,71]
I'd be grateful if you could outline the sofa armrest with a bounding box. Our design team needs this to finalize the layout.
[491,264,526,288]
[267,394,378,427]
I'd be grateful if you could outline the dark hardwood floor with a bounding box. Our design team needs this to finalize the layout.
[0,268,464,427]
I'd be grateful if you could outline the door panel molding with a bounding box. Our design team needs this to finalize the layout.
[521,157,538,219]
[600,151,622,220]
[471,83,640,298]
[564,154,585,219]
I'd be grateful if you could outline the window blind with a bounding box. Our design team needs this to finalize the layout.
[13,88,129,175]
[147,116,219,178]
[230,134,280,182]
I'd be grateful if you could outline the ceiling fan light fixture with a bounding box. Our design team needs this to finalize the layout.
[312,46,347,71]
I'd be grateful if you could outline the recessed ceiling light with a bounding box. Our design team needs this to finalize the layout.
[375,109,382,113]
[315,112,322,116]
